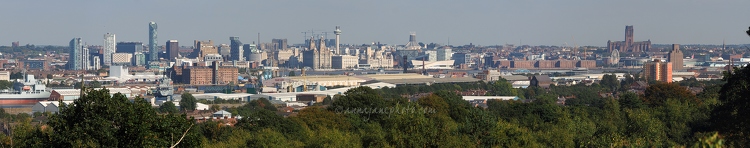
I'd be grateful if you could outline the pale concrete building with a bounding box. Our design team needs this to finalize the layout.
[332,55,359,69]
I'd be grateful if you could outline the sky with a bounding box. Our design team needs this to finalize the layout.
[2,0,749,47]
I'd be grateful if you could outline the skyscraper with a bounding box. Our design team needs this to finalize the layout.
[668,44,683,71]
[643,59,673,83]
[148,21,158,63]
[230,37,244,61]
[103,33,116,66]
[68,38,85,70]
[166,40,179,61]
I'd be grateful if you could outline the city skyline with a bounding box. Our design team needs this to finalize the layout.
[2,0,749,46]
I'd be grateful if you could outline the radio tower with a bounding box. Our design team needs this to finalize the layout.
[335,26,342,55]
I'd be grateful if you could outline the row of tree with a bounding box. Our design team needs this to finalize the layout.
[2,66,749,147]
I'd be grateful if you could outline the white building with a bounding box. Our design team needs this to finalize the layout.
[332,55,359,69]
[50,88,135,101]
[103,33,116,66]
[32,101,74,114]
[411,60,455,69]
[249,82,396,102]
[92,56,101,70]
[104,65,164,82]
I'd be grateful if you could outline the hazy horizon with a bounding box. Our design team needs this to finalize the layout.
[2,0,749,47]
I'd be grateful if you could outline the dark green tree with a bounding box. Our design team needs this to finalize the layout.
[710,65,750,146]
[600,74,619,91]
[46,88,200,147]
[618,92,644,109]
[9,72,23,79]
[0,80,12,89]
[209,104,221,112]
[245,98,278,111]
[89,80,102,88]
[487,79,518,96]
[288,71,296,76]
[643,82,697,107]
[158,101,178,114]
[180,92,197,111]
[236,109,307,141]
[322,95,333,105]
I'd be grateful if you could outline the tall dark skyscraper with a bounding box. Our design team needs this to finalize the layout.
[148,21,158,63]
[230,37,244,61]
[166,40,179,61]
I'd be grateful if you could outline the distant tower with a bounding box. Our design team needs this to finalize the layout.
[230,37,244,61]
[624,26,634,50]
[318,36,326,51]
[148,21,158,63]
[68,38,84,70]
[166,40,179,61]
[103,33,116,66]
[405,32,420,50]
[334,26,342,55]
[308,36,316,51]
[668,44,684,71]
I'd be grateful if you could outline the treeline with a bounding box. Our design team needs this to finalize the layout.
[0,45,68,58]
[3,66,750,147]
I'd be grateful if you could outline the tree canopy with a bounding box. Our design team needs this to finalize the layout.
[44,88,201,147]
[179,92,197,111]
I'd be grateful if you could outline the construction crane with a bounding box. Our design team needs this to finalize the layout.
[301,30,333,40]
[301,29,323,40]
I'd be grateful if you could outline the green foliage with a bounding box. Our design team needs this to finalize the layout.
[44,88,201,147]
[321,95,333,105]
[692,132,724,148]
[6,76,741,147]
[288,71,296,76]
[247,98,278,111]
[180,92,197,111]
[487,79,518,96]
[209,104,220,112]
[710,65,750,145]
[158,101,178,114]
[245,128,304,147]
[619,92,644,109]
[643,82,698,107]
[235,109,307,141]
[0,80,12,90]
[89,80,102,88]
[601,74,619,91]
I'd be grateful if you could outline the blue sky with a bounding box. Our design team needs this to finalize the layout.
[1,0,749,46]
